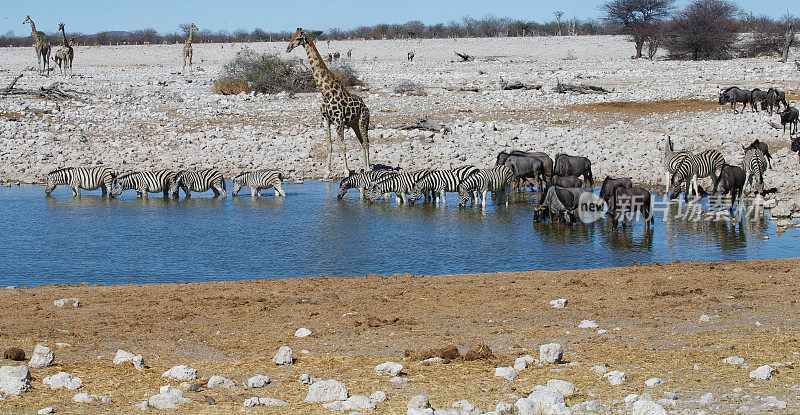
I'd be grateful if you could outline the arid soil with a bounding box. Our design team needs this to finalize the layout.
[1,258,799,413]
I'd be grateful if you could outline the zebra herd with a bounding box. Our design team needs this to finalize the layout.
[44,167,285,198]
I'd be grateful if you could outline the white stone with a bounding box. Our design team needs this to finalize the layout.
[305,379,349,403]
[54,298,81,308]
[134,401,149,410]
[546,379,577,397]
[590,364,609,374]
[113,349,135,365]
[408,409,434,415]
[645,377,664,387]
[631,400,667,415]
[699,314,711,322]
[495,366,519,381]
[149,385,190,410]
[390,376,410,383]
[603,370,626,385]
[423,357,444,363]
[408,394,430,409]
[29,345,54,368]
[162,365,197,381]
[550,299,568,308]
[375,362,404,376]
[272,346,293,365]
[37,408,56,414]
[723,356,744,365]
[521,386,566,414]
[514,355,538,371]
[132,354,145,369]
[370,390,388,403]
[698,392,714,405]
[578,320,598,329]
[294,327,312,337]
[247,374,270,388]
[72,392,93,403]
[207,375,236,388]
[299,373,316,385]
[749,365,773,380]
[0,365,32,396]
[43,372,83,390]
[539,343,563,364]
[452,400,477,412]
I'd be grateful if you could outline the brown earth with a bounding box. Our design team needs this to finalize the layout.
[1,258,799,413]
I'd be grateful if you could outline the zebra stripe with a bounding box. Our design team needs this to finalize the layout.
[458,165,514,207]
[664,137,693,196]
[338,170,393,199]
[365,170,428,203]
[171,168,226,197]
[45,166,116,197]
[110,169,176,198]
[671,149,725,199]
[232,170,285,197]
[743,148,766,195]
[409,166,478,205]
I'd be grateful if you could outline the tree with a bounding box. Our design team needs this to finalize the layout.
[554,11,564,36]
[665,0,740,60]
[601,0,674,58]
[781,12,797,63]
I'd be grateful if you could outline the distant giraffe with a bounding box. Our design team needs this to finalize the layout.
[182,23,199,73]
[287,28,370,178]
[54,23,74,76]
[23,15,50,75]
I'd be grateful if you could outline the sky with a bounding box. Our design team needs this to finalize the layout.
[3,0,798,36]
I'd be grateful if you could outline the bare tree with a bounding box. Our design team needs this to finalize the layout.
[781,11,797,63]
[554,11,564,36]
[664,0,739,60]
[601,0,674,58]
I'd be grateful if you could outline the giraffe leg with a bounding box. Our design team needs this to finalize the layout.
[337,124,349,175]
[325,119,333,180]
[353,111,371,171]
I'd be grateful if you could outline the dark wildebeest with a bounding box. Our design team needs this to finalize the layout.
[599,176,633,211]
[534,186,590,224]
[610,186,653,229]
[553,154,593,187]
[761,88,783,115]
[780,106,799,135]
[550,175,583,189]
[791,136,800,165]
[504,155,543,191]
[743,139,772,170]
[713,164,745,211]
[769,88,788,112]
[497,150,553,184]
[750,88,768,112]
[719,87,752,114]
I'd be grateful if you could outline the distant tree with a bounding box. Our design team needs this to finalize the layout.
[665,0,740,60]
[781,12,797,62]
[601,0,674,58]
[740,14,785,58]
[554,11,564,35]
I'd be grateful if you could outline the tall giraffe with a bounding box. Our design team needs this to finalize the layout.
[286,28,370,178]
[23,15,50,75]
[54,23,74,76]
[183,23,199,73]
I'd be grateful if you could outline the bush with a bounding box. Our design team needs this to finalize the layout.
[393,81,427,96]
[330,63,365,87]
[664,0,740,60]
[213,77,252,95]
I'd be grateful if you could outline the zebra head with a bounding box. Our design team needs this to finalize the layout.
[457,189,471,207]
[363,185,381,203]
[44,168,68,196]
[231,174,244,197]
[109,173,131,198]
[170,171,187,196]
[408,185,423,204]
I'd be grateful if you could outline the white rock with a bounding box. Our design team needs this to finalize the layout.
[299,373,316,385]
[162,365,197,381]
[550,299,568,308]
[259,397,289,406]
[0,365,31,395]
[520,386,566,414]
[370,390,388,403]
[590,364,609,374]
[134,401,149,410]
[603,370,626,385]
[699,314,711,322]
[698,392,714,405]
[43,372,83,390]
[54,298,81,308]
[207,375,236,388]
[37,408,56,414]
[624,394,640,405]
[631,400,667,415]
[390,376,410,383]
[452,400,477,412]
[375,362,404,376]
[514,355,538,371]
[247,374,270,388]
[408,394,430,409]
[272,346,293,365]
[72,392,93,403]
[578,320,598,329]
[423,357,444,364]
[749,365,773,380]
[723,356,744,365]
[132,354,145,369]
[29,345,54,368]
[324,395,376,411]
[645,377,664,387]
[113,349,135,365]
[149,385,190,409]
[408,409,434,415]
[305,379,349,403]
[294,327,312,337]
[546,379,577,397]
[495,366,519,381]
[539,343,563,364]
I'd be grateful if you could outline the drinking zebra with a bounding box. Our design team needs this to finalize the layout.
[170,169,226,197]
[457,165,514,207]
[337,169,393,199]
[670,149,725,200]
[231,170,285,197]
[408,166,478,205]
[663,137,692,197]
[44,166,116,197]
[110,170,176,198]
[365,170,429,204]
[742,148,767,195]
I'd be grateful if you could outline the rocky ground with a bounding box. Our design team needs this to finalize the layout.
[0,259,799,414]
[0,36,799,222]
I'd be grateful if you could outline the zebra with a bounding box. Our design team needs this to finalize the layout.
[408,166,478,205]
[365,170,428,204]
[742,148,767,195]
[110,170,176,198]
[44,166,116,197]
[663,136,693,197]
[170,168,226,197]
[231,170,285,197]
[670,149,725,201]
[337,170,393,199]
[457,165,514,207]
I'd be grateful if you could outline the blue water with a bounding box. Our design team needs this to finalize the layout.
[0,181,797,287]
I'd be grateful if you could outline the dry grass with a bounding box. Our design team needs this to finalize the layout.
[212,77,252,95]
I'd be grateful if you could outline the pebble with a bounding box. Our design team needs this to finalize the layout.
[244,396,290,407]
[272,345,293,365]
[749,364,773,380]
[539,343,563,364]
[374,362,403,376]
[370,390,387,403]
[723,356,745,365]
[603,370,626,385]
[294,327,312,337]
[698,392,714,405]
[29,345,54,368]
[549,299,567,308]
[389,376,410,383]
[494,366,519,381]
[578,320,598,328]
[207,374,235,388]
[305,379,349,403]
[247,374,270,388]
[113,349,144,369]
[645,377,664,387]
[53,298,81,308]
[520,385,567,414]
[631,400,667,415]
[514,355,538,371]
[37,408,56,414]
[162,365,197,381]
[42,372,83,390]
[590,364,609,374]
[407,394,431,409]
[299,373,316,385]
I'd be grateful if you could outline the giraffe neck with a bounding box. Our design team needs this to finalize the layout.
[60,27,69,47]
[28,21,41,42]
[301,36,343,99]
[186,30,193,45]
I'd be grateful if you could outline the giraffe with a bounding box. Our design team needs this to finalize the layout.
[54,23,74,76]
[286,28,370,178]
[23,15,50,75]
[183,23,199,73]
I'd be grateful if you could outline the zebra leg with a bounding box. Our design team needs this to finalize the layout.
[251,188,257,198]
[401,193,408,204]
[664,171,670,197]
[395,194,401,204]
[744,171,751,195]
[482,190,488,207]
[142,190,149,199]
[275,183,285,197]
[440,191,446,206]
[73,186,80,197]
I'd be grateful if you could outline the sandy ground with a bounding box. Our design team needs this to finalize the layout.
[1,258,800,413]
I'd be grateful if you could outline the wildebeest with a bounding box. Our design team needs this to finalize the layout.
[719,87,752,113]
[550,175,583,189]
[780,106,799,135]
[761,88,785,115]
[742,139,772,170]
[791,136,800,165]
[599,176,633,210]
[496,150,553,189]
[769,88,788,112]
[534,186,592,224]
[553,154,593,187]
[610,186,653,229]
[750,88,768,112]
[713,164,745,211]
[504,155,543,191]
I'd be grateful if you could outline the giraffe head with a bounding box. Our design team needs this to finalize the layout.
[286,28,307,53]
[59,23,65,31]
[190,23,198,32]
[23,16,33,25]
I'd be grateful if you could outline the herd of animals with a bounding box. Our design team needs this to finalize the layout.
[719,86,799,135]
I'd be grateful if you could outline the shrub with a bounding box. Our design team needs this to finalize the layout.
[393,81,427,96]
[664,0,740,60]
[213,77,252,95]
[330,63,365,87]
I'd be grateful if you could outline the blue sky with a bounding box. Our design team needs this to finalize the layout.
[3,0,798,36]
